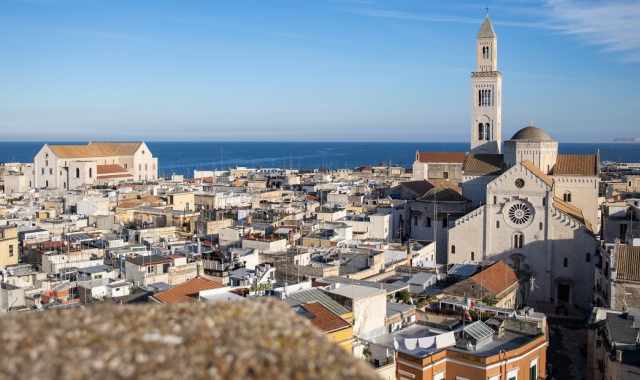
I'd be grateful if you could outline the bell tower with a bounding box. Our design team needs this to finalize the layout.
[470,16,502,154]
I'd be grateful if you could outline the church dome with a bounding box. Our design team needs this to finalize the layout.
[510,126,554,142]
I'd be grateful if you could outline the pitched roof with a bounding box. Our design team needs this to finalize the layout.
[152,277,225,304]
[552,154,598,176]
[615,245,640,283]
[97,164,129,175]
[444,261,518,299]
[553,196,592,231]
[48,142,143,158]
[478,16,496,38]
[463,154,504,176]
[521,160,554,187]
[298,302,351,333]
[469,261,518,295]
[398,180,434,197]
[419,187,467,203]
[416,152,466,164]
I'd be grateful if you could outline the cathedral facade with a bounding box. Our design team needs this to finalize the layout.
[409,16,600,309]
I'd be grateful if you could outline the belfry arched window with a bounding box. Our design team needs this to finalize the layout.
[563,192,572,203]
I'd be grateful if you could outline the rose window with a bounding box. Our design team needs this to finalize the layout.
[508,202,532,225]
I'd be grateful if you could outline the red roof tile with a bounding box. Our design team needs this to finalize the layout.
[300,302,351,333]
[552,154,598,176]
[152,277,225,304]
[416,152,466,164]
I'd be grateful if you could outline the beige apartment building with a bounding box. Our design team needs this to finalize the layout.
[0,225,19,268]
[33,142,158,190]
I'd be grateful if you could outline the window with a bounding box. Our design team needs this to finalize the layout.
[124,163,128,169]
[45,180,48,187]
[76,168,80,178]
[49,168,53,175]
[563,192,572,202]
[496,221,500,229]
[451,245,456,254]
[45,160,48,167]
[513,232,524,249]
[478,123,485,140]
[471,251,475,261]
[507,368,518,380]
[442,216,447,228]
[89,168,93,178]
[443,171,449,179]
[539,222,543,231]
[586,252,591,263]
[563,257,568,267]
[413,216,418,226]
[493,196,497,204]
[530,359,538,380]
[434,372,445,380]
[426,217,432,228]
[147,266,154,274]
[9,245,14,257]
[41,168,44,175]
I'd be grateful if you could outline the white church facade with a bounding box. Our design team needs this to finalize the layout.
[410,16,600,309]
[33,142,158,190]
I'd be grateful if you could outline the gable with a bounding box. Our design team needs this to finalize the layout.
[487,161,552,195]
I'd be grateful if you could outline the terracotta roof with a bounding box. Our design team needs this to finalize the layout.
[419,186,467,203]
[48,142,143,158]
[152,277,225,304]
[416,152,466,164]
[615,245,640,283]
[469,261,518,295]
[97,173,133,180]
[299,302,351,333]
[398,180,434,197]
[463,154,504,175]
[444,261,518,299]
[553,196,593,231]
[97,164,129,175]
[521,160,554,187]
[552,154,598,176]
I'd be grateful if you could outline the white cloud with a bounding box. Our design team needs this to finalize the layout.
[546,0,640,62]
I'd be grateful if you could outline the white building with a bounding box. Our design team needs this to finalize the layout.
[33,142,158,190]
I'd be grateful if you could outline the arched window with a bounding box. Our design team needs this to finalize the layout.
[586,252,591,263]
[563,258,568,267]
[563,192,572,202]
[486,90,491,107]
[76,168,80,178]
[478,123,485,140]
[471,251,475,261]
[451,245,456,254]
[513,232,524,249]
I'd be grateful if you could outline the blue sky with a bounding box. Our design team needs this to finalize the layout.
[0,0,638,142]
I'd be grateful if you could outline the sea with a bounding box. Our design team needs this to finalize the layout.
[1,141,639,178]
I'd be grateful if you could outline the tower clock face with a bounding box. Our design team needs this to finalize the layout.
[504,200,534,227]
[515,178,525,188]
